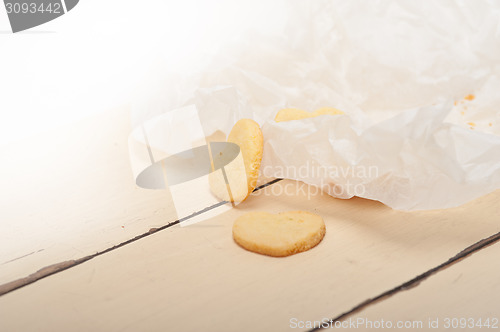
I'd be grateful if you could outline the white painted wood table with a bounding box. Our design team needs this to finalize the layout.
[1,108,499,332]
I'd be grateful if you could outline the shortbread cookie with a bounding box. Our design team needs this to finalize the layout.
[313,107,344,117]
[209,119,263,203]
[274,108,312,122]
[233,211,326,257]
[275,107,344,122]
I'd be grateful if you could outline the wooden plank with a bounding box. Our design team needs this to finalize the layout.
[0,179,499,332]
[0,107,274,288]
[0,108,177,284]
[347,240,500,331]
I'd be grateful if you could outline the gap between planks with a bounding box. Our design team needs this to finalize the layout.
[309,230,500,331]
[3,175,499,330]
[0,179,282,297]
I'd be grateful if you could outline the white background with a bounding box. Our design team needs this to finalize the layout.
[0,0,285,145]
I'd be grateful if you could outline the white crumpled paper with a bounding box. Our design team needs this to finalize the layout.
[130,0,500,210]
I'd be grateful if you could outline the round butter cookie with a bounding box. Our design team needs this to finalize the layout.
[233,211,326,257]
[209,119,263,203]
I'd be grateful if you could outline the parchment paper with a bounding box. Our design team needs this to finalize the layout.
[129,0,500,210]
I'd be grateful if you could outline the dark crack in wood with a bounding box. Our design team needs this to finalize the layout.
[310,230,500,331]
[0,178,281,297]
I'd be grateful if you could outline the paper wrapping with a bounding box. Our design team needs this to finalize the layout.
[129,0,500,210]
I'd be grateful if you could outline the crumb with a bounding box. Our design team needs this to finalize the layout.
[489,123,493,127]
[461,111,465,116]
[454,101,458,106]
[467,122,476,127]
[464,94,475,101]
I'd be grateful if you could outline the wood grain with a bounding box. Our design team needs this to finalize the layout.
[0,107,274,288]
[1,178,499,332]
[0,108,177,284]
[347,240,500,331]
